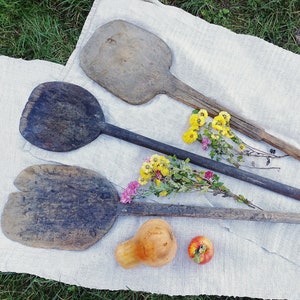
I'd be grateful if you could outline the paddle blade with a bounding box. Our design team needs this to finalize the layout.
[1,165,119,250]
[20,81,104,152]
[80,20,172,104]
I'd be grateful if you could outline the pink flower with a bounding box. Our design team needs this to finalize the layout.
[120,181,140,203]
[201,137,211,151]
[155,170,162,180]
[204,171,214,180]
[202,137,211,144]
[202,144,209,151]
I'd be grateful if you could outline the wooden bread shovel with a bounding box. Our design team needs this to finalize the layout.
[79,20,300,160]
[19,82,300,200]
[1,165,299,251]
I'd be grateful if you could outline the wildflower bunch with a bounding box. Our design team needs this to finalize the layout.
[120,154,259,209]
[182,109,284,168]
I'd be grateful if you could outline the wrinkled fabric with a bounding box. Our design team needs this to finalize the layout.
[0,0,299,299]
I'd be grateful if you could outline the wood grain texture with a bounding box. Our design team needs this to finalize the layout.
[121,202,300,224]
[19,81,104,152]
[20,81,300,200]
[79,19,300,160]
[1,165,119,250]
[80,19,172,104]
[19,81,300,200]
[1,165,299,251]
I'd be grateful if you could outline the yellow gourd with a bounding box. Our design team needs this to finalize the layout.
[115,219,177,269]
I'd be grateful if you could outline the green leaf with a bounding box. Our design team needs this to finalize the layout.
[210,150,216,159]
[237,155,244,162]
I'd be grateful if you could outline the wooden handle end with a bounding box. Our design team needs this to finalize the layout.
[262,131,300,161]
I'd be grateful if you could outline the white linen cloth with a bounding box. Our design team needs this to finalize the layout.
[1,0,300,298]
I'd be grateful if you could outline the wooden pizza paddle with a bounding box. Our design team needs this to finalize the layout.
[79,20,300,161]
[1,164,299,250]
[19,81,300,201]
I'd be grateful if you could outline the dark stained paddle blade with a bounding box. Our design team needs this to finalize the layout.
[2,165,299,251]
[18,82,300,199]
[20,81,105,152]
[80,19,172,104]
[1,165,119,250]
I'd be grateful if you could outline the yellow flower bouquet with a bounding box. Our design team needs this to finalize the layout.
[182,109,285,168]
[120,154,259,209]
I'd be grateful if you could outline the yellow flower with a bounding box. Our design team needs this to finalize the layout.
[138,177,148,185]
[140,162,154,179]
[140,162,153,173]
[218,111,231,122]
[148,155,170,176]
[196,176,204,183]
[155,179,161,186]
[159,190,168,197]
[140,169,153,180]
[189,114,206,127]
[150,154,161,163]
[158,156,170,166]
[221,127,235,138]
[198,109,208,119]
[211,133,220,140]
[189,125,199,131]
[158,166,170,177]
[150,154,162,169]
[158,156,170,169]
[212,115,226,131]
[182,129,198,144]
[239,144,246,151]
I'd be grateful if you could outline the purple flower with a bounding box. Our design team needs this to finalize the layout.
[202,137,211,144]
[201,137,211,150]
[204,171,214,180]
[202,144,209,151]
[120,181,140,204]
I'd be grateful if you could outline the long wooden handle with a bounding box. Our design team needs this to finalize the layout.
[261,131,300,160]
[100,122,300,200]
[119,202,300,224]
[165,74,300,160]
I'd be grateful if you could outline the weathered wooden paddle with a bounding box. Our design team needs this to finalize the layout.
[1,164,299,250]
[79,19,300,161]
[19,81,300,201]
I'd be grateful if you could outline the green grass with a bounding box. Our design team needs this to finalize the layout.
[0,0,298,299]
[0,0,94,64]
[0,0,299,64]
[0,273,259,300]
[163,0,300,54]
